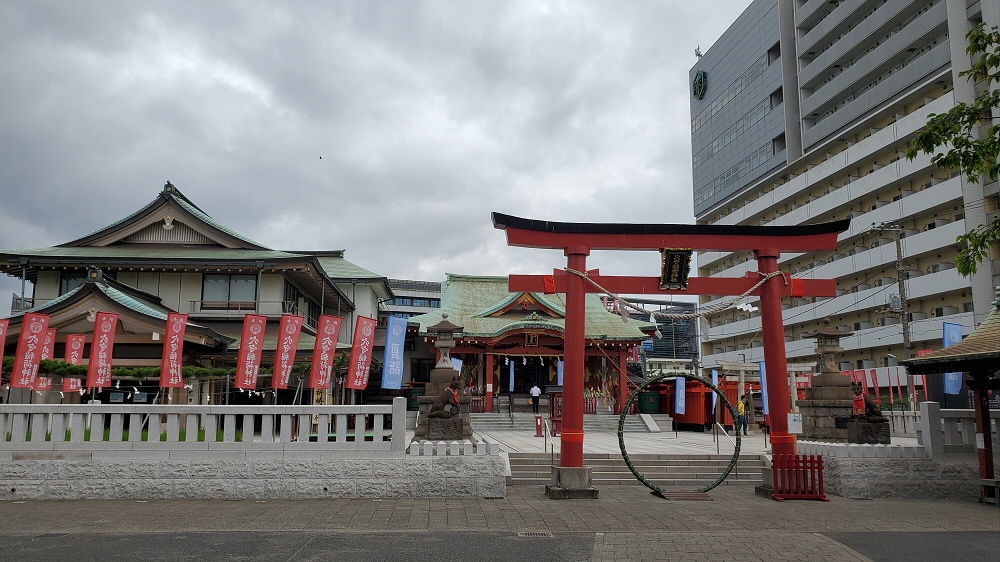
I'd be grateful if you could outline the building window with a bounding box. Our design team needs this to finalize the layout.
[411,298,430,307]
[202,274,257,309]
[430,299,441,308]
[60,271,88,295]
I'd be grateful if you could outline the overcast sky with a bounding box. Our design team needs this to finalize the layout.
[0,1,751,314]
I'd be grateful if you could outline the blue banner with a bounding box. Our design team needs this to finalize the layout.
[711,369,719,411]
[674,376,686,415]
[557,360,564,386]
[942,322,963,395]
[380,316,407,389]
[758,361,769,415]
[509,361,515,392]
[451,358,463,373]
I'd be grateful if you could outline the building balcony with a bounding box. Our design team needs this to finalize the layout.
[702,266,968,344]
[701,310,975,366]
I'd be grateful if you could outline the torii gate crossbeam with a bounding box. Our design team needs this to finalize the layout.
[492,213,849,497]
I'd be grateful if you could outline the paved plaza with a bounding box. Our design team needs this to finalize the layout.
[0,429,995,561]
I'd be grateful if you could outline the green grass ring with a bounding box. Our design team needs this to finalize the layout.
[618,372,742,497]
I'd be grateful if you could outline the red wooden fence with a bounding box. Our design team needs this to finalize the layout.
[771,454,829,501]
[469,396,487,413]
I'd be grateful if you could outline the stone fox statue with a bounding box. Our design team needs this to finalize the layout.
[427,380,462,419]
[851,381,886,421]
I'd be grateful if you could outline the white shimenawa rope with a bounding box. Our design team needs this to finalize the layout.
[562,268,787,320]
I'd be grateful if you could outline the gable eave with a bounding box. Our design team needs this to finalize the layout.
[57,185,270,250]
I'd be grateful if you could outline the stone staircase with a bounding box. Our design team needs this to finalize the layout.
[470,413,651,433]
[507,452,765,487]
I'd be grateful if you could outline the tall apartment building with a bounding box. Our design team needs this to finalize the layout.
[690,0,999,387]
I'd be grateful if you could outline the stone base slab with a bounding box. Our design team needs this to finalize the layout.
[545,466,599,499]
[545,484,600,499]
[0,455,506,500]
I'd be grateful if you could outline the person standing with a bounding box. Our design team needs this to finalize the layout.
[737,394,749,436]
[529,384,542,414]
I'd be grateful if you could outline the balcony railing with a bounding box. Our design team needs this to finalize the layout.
[188,300,318,327]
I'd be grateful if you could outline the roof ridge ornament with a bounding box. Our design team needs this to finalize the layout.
[163,181,176,193]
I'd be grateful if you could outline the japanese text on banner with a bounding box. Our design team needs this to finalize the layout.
[345,316,377,390]
[160,313,188,388]
[234,314,267,389]
[310,315,343,389]
[274,314,304,389]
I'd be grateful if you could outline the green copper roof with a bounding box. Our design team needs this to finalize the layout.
[408,274,653,341]
[1,246,305,261]
[171,192,268,249]
[10,280,170,321]
[316,256,385,279]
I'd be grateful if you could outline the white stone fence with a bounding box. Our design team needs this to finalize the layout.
[916,401,1000,456]
[0,398,407,460]
[885,410,920,437]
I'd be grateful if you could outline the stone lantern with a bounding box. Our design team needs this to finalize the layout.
[797,318,854,441]
[413,314,475,442]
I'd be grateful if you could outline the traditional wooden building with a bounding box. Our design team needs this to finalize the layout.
[0,182,390,404]
[407,274,656,413]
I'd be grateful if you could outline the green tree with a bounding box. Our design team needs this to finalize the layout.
[907,23,1000,275]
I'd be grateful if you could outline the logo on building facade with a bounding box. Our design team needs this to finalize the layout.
[692,71,707,100]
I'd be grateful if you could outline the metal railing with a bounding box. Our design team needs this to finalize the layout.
[0,398,407,455]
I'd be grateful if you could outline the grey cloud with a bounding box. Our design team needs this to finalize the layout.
[0,1,751,314]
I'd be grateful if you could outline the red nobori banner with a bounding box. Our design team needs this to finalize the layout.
[33,376,53,391]
[310,315,343,389]
[160,313,188,388]
[40,328,57,360]
[11,313,51,388]
[274,314,304,389]
[235,314,268,389]
[62,377,82,392]
[86,312,119,388]
[65,334,87,365]
[345,316,377,390]
[0,318,9,382]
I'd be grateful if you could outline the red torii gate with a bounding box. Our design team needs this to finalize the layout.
[492,213,849,496]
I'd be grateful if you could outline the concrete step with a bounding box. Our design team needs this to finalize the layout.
[506,452,764,486]
[510,477,762,486]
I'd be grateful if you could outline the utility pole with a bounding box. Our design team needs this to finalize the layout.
[880,223,915,410]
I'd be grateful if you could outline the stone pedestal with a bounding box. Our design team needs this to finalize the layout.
[847,420,891,444]
[798,399,853,442]
[413,365,474,442]
[545,466,599,499]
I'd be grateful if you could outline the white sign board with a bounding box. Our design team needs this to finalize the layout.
[788,413,803,434]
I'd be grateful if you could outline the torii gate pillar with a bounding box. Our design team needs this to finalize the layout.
[562,246,590,470]
[755,249,794,453]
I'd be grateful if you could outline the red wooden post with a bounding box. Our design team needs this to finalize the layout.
[485,346,495,413]
[972,376,995,481]
[755,249,796,458]
[561,246,589,468]
[618,349,628,415]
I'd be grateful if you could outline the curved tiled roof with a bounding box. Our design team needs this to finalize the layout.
[408,273,652,341]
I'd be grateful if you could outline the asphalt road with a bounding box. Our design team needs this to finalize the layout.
[0,531,594,561]
[824,531,1000,562]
